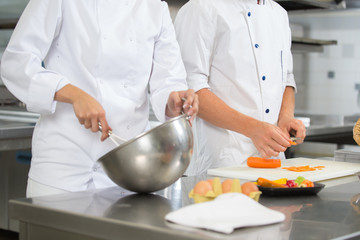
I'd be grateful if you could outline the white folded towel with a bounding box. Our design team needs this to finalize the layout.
[165,193,285,234]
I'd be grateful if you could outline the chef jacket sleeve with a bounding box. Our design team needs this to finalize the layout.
[174,0,216,93]
[0,0,70,114]
[284,14,297,93]
[149,2,188,123]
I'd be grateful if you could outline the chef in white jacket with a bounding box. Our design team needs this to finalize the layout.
[174,0,306,175]
[1,0,198,197]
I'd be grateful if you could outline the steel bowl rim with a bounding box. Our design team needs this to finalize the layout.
[98,114,188,163]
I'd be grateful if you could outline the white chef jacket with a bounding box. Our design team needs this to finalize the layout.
[1,0,188,191]
[174,0,297,175]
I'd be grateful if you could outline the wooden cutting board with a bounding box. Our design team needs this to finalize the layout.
[207,158,360,182]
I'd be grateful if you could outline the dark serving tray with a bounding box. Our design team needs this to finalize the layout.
[258,182,325,197]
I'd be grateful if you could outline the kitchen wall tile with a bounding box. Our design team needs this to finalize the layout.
[355,45,360,59]
[291,11,360,116]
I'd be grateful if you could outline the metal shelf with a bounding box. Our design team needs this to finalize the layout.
[0,19,17,29]
[291,36,338,53]
[275,0,346,11]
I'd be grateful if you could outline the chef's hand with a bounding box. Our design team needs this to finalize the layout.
[278,116,306,144]
[249,121,291,159]
[166,89,199,123]
[54,84,111,141]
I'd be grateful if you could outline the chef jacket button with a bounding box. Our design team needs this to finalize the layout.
[265,109,270,114]
[124,84,128,88]
[93,167,98,172]
[248,12,251,17]
[127,125,131,130]
[255,44,259,48]
[262,76,266,81]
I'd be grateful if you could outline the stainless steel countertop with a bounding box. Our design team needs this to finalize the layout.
[9,176,360,240]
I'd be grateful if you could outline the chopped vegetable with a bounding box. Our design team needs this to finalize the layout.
[294,176,305,186]
[247,157,281,168]
[273,178,288,185]
[300,179,314,187]
[286,180,298,188]
[259,177,315,189]
[282,165,325,172]
[257,177,288,188]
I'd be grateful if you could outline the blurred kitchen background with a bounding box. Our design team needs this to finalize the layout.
[1,0,360,237]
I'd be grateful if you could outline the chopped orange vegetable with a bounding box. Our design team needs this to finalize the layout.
[282,165,325,172]
[289,140,297,145]
[247,157,281,168]
[300,179,314,187]
[257,177,288,188]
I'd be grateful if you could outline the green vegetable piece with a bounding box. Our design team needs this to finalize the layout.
[295,176,305,185]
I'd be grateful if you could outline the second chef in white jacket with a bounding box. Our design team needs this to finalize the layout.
[1,0,198,197]
[174,0,306,175]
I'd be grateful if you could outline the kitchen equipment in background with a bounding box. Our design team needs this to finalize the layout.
[334,149,360,163]
[207,158,360,185]
[275,0,346,11]
[0,108,36,231]
[346,0,360,8]
[0,150,30,231]
[355,83,360,107]
[291,36,337,53]
[98,114,193,193]
[292,113,358,147]
[0,86,25,109]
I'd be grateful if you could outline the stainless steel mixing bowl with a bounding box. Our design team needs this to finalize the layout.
[98,114,193,193]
